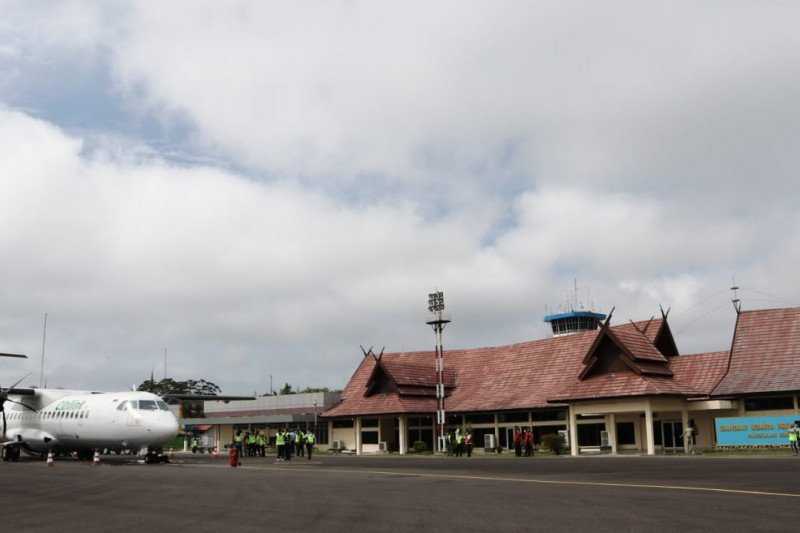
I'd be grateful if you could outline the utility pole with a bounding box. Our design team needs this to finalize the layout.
[426,290,451,453]
[163,348,168,380]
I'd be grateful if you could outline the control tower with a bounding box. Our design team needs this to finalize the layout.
[544,310,606,336]
[544,281,605,336]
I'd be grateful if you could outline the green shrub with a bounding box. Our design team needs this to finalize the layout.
[412,441,428,453]
[541,433,566,455]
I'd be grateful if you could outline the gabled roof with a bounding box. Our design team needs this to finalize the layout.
[713,307,800,396]
[578,320,672,380]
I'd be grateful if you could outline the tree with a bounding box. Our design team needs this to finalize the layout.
[279,382,294,395]
[137,378,222,396]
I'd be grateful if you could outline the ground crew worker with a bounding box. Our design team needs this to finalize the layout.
[513,428,522,457]
[233,430,244,456]
[524,430,534,457]
[247,432,257,456]
[296,429,305,457]
[191,436,199,454]
[257,431,266,457]
[789,423,799,455]
[276,429,286,461]
[285,429,294,461]
[465,432,473,457]
[455,430,464,457]
[306,431,315,460]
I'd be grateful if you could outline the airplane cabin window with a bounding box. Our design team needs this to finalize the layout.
[156,401,169,411]
[138,400,157,410]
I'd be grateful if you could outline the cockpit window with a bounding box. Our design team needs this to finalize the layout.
[117,401,129,411]
[156,401,169,411]
[138,400,157,410]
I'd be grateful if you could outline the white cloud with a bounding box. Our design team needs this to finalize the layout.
[1,3,800,392]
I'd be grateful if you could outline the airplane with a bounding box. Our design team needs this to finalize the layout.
[1,352,250,463]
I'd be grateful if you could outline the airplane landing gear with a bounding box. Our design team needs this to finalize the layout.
[1,445,21,462]
[144,448,169,464]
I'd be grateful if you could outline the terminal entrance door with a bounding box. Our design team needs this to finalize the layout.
[661,420,684,453]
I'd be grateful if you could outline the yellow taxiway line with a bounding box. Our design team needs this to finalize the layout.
[172,461,800,499]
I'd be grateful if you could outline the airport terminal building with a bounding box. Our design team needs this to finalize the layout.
[322,306,800,455]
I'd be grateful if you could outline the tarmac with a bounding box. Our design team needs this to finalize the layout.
[3,453,800,532]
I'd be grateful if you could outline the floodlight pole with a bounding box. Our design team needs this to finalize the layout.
[426,291,451,454]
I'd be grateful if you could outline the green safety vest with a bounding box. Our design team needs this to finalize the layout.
[276,433,285,446]
[306,433,315,444]
[789,429,798,442]
[247,435,256,444]
[234,434,243,443]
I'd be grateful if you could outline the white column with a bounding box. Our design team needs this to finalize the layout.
[183,434,189,452]
[569,405,579,456]
[355,417,362,456]
[399,415,408,455]
[681,408,690,454]
[644,403,655,456]
[608,413,617,455]
[493,414,500,452]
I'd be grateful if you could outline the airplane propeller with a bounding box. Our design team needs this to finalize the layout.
[0,373,38,441]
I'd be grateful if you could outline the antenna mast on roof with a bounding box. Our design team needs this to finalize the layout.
[426,289,451,454]
[731,277,742,314]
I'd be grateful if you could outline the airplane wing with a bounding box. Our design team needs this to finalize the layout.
[0,353,27,359]
[5,388,36,396]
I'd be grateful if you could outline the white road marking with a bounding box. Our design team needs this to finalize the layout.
[172,462,800,499]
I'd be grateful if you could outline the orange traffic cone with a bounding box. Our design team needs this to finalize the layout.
[93,450,101,465]
[47,451,54,466]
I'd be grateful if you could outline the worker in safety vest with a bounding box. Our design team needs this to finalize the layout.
[191,436,199,454]
[464,432,473,457]
[247,432,257,456]
[275,429,286,461]
[306,431,316,460]
[296,429,305,457]
[789,423,799,455]
[257,431,266,457]
[233,430,244,455]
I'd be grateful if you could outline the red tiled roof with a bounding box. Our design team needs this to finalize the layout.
[325,317,679,417]
[609,322,668,363]
[614,318,663,344]
[380,359,456,387]
[551,351,729,402]
[324,330,599,417]
[670,351,729,396]
[713,308,800,396]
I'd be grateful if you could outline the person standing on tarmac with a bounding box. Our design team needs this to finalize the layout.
[286,429,294,461]
[276,429,285,461]
[306,431,315,460]
[296,429,305,458]
[513,427,523,457]
[234,430,244,456]
[465,431,473,457]
[789,423,799,455]
[525,430,534,457]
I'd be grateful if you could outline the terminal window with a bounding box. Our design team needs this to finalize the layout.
[744,396,794,411]
[361,430,379,444]
[615,422,635,445]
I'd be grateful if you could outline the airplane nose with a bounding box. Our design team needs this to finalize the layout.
[151,414,179,442]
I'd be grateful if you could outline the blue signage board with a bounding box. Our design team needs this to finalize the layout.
[715,415,800,446]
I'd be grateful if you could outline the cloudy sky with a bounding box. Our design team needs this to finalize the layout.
[1,1,799,393]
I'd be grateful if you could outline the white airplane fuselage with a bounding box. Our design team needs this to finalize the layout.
[2,389,179,454]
